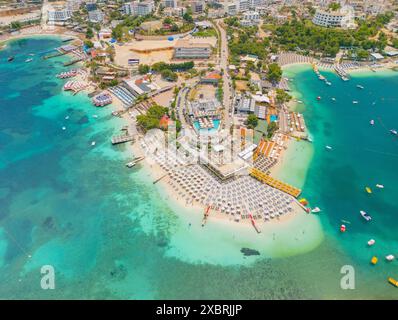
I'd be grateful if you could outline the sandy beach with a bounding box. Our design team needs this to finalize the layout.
[125,136,324,263]
[129,135,307,229]
[0,26,82,48]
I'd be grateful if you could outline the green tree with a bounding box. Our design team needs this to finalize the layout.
[86,27,94,39]
[10,21,22,30]
[275,89,292,104]
[161,69,178,81]
[246,114,258,129]
[267,63,282,83]
[328,2,341,11]
[183,12,193,23]
[138,64,150,74]
[136,104,169,131]
[163,17,173,25]
[84,40,94,48]
[267,121,279,138]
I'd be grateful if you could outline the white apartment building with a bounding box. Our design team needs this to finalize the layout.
[162,0,177,8]
[48,8,72,25]
[66,0,83,12]
[240,10,260,26]
[174,40,211,59]
[163,6,187,17]
[312,6,355,28]
[223,2,237,16]
[88,9,104,23]
[236,0,250,12]
[190,1,205,14]
[249,0,265,8]
[255,6,272,15]
[207,8,225,18]
[123,1,154,16]
[242,10,260,21]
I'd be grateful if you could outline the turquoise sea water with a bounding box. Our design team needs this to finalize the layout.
[0,38,397,299]
[284,65,398,298]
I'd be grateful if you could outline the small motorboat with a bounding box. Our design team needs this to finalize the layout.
[62,126,66,131]
[390,129,398,135]
[365,187,372,194]
[326,81,332,86]
[317,96,321,101]
[370,119,374,125]
[340,224,346,233]
[25,58,33,63]
[325,145,332,150]
[356,85,364,89]
[353,100,359,104]
[7,56,14,62]
[331,97,336,101]
[386,255,395,262]
[376,184,384,189]
[92,115,98,118]
[371,256,378,265]
[91,141,96,146]
[65,116,70,120]
[311,207,321,213]
[126,162,136,168]
[368,239,376,246]
[360,210,372,221]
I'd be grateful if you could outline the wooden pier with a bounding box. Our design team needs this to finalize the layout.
[250,168,301,198]
[153,173,168,184]
[64,58,82,67]
[43,51,66,60]
[111,135,135,145]
[202,206,211,227]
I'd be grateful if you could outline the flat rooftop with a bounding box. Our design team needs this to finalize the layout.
[175,39,211,49]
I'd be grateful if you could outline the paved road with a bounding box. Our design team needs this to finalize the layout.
[215,19,233,130]
[41,0,50,30]
[176,86,190,127]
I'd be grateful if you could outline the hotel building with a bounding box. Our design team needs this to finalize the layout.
[47,8,72,25]
[174,40,212,59]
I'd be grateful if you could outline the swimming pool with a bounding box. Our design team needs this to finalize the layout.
[193,119,220,134]
[270,115,278,122]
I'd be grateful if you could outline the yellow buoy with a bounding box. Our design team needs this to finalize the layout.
[366,187,372,194]
[371,256,378,265]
